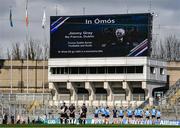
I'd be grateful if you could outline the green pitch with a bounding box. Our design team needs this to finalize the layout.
[0,124,179,128]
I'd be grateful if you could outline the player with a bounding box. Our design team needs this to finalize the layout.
[151,107,157,124]
[145,108,150,124]
[94,107,100,124]
[112,106,118,124]
[69,103,76,124]
[60,102,68,124]
[80,103,87,124]
[134,107,138,124]
[139,107,144,124]
[126,107,133,124]
[156,109,161,124]
[100,106,106,124]
[104,107,110,124]
[119,107,124,124]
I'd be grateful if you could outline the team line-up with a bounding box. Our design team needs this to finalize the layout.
[57,102,161,125]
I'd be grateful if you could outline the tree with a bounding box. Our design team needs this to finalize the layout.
[151,35,180,61]
[23,38,43,60]
[42,42,49,60]
[0,45,4,59]
[164,35,180,61]
[6,48,11,60]
[12,42,22,60]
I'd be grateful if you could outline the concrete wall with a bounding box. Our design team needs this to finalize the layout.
[167,61,180,86]
[0,60,49,93]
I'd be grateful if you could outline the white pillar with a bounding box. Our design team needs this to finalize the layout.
[142,81,153,106]
[67,82,77,101]
[123,81,131,101]
[104,82,113,101]
[49,82,58,101]
[85,82,94,106]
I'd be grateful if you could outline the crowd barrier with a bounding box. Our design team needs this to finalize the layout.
[41,118,180,126]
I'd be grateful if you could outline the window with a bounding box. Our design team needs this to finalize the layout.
[89,67,96,74]
[107,67,116,73]
[56,68,60,74]
[50,66,144,74]
[160,68,165,75]
[97,67,105,73]
[70,67,78,74]
[51,67,56,74]
[135,66,143,73]
[150,67,155,74]
[116,67,124,73]
[79,67,86,74]
[127,66,135,73]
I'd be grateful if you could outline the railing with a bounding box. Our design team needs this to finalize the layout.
[160,79,180,105]
[138,98,149,108]
[0,93,52,103]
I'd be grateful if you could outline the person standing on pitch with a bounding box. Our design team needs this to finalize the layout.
[156,109,161,124]
[80,103,87,124]
[94,107,100,124]
[60,102,68,124]
[112,106,118,124]
[145,108,150,124]
[104,107,110,124]
[126,107,133,124]
[151,106,157,124]
[99,106,106,124]
[119,107,124,124]
[69,104,76,124]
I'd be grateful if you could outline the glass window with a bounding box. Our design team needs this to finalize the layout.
[56,68,60,74]
[127,66,135,73]
[89,67,97,74]
[79,67,86,74]
[51,68,56,74]
[71,67,79,74]
[116,66,124,73]
[136,66,143,73]
[107,67,116,73]
[97,67,105,73]
[160,68,165,75]
[150,67,155,74]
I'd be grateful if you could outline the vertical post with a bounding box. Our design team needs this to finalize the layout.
[10,53,13,94]
[26,28,29,93]
[83,7,85,15]
[56,5,58,16]
[125,0,128,13]
[148,0,152,12]
[26,0,29,94]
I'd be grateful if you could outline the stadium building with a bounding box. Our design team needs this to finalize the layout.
[48,57,167,106]
[48,13,167,107]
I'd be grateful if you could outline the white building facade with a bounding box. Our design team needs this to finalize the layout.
[48,57,167,107]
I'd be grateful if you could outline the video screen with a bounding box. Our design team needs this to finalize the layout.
[50,13,152,58]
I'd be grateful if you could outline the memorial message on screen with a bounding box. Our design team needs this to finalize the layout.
[50,13,152,58]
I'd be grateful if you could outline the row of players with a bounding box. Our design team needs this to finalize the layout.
[59,102,161,124]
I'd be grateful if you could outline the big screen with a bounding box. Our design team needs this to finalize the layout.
[50,13,152,58]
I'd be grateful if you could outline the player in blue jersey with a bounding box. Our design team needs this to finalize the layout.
[104,107,110,124]
[126,107,133,123]
[151,106,157,124]
[100,106,106,124]
[94,107,100,124]
[134,108,138,122]
[112,106,118,124]
[135,107,141,124]
[145,108,150,124]
[156,109,161,124]
[119,107,124,124]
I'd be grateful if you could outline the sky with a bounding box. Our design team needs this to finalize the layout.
[0,0,180,57]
